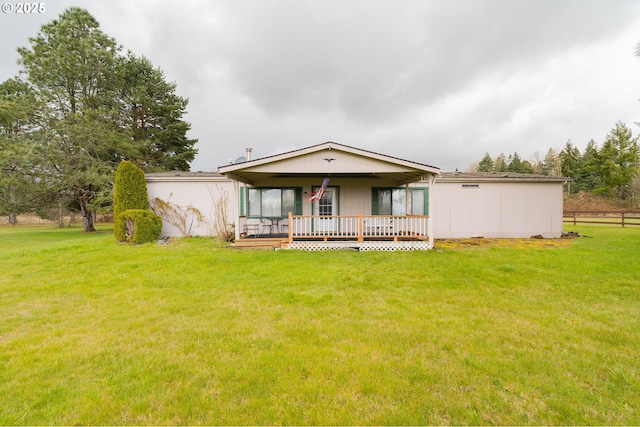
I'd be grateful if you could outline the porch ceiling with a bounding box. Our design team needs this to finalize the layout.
[222,171,431,186]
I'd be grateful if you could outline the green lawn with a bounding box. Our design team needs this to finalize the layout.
[1,225,639,425]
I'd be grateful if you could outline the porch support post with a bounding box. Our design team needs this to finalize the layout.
[405,183,409,214]
[288,211,293,244]
[234,181,241,241]
[427,175,435,247]
[358,212,364,242]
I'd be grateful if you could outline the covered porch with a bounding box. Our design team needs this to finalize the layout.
[219,142,440,251]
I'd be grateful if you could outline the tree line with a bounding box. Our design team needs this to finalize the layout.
[0,8,197,231]
[468,121,640,206]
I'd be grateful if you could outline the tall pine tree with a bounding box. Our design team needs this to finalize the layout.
[15,7,198,231]
[597,122,638,199]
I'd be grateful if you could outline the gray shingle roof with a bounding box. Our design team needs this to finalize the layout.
[437,171,571,182]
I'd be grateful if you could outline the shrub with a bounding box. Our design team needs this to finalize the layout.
[113,161,150,242]
[121,209,162,244]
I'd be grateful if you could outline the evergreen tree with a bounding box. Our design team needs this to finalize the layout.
[15,7,197,231]
[0,78,55,223]
[113,160,150,242]
[119,53,197,171]
[507,152,528,173]
[477,152,494,172]
[18,7,127,231]
[597,122,638,199]
[560,140,581,193]
[576,139,602,193]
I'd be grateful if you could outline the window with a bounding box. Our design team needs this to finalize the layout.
[247,188,300,217]
[408,188,425,215]
[317,191,333,216]
[372,187,428,215]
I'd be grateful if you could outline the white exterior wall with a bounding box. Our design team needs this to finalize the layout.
[145,174,565,240]
[431,180,564,238]
[146,176,237,237]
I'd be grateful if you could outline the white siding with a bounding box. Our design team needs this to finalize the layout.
[146,177,237,237]
[432,181,564,238]
[145,174,566,240]
[248,151,420,174]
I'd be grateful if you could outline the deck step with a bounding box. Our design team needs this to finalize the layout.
[232,238,288,250]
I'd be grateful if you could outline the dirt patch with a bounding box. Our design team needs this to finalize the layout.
[434,237,574,250]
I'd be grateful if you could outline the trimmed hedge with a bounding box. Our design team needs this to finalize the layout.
[121,209,162,244]
[114,161,150,242]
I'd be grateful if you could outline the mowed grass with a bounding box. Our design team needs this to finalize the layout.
[0,225,639,425]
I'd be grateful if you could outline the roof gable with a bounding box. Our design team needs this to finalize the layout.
[218,142,440,185]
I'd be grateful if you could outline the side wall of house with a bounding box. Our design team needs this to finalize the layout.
[146,178,237,237]
[432,181,564,238]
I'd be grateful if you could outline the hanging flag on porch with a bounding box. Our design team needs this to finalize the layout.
[307,177,330,202]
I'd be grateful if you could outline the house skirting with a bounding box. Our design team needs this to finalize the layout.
[285,240,433,251]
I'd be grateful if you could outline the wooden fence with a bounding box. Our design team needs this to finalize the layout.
[563,211,640,227]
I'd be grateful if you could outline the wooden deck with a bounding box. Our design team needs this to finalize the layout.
[234,214,432,250]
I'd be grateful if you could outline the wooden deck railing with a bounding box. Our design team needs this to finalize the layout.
[287,212,429,243]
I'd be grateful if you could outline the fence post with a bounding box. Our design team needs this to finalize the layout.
[622,212,625,228]
[573,212,576,226]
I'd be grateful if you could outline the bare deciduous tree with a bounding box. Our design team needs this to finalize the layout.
[151,195,203,237]
[207,184,234,241]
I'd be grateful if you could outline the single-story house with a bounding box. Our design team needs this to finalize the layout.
[145,142,569,250]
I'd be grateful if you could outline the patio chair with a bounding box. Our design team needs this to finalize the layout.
[364,218,393,236]
[243,218,261,237]
[260,218,274,234]
[281,219,288,233]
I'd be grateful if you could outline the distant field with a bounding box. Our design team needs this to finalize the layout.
[1,224,638,425]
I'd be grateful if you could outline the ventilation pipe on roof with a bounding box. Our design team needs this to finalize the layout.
[246,148,252,161]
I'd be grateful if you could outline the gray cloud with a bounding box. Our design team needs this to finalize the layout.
[2,0,640,172]
[197,0,639,124]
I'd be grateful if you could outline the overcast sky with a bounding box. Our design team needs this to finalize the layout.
[2,0,640,171]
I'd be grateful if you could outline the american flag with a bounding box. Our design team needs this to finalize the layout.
[308,177,330,202]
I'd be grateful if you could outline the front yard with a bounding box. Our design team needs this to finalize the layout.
[0,225,638,425]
